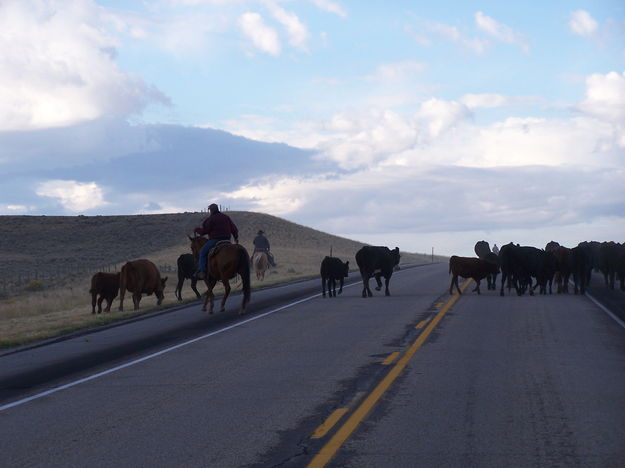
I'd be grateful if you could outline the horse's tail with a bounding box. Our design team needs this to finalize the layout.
[239,247,251,306]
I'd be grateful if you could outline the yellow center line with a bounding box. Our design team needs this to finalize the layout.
[311,408,349,439]
[306,278,473,468]
[381,351,401,365]
[415,317,431,329]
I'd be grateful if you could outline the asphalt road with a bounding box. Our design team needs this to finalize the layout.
[1,263,624,467]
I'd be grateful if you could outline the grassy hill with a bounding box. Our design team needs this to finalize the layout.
[0,211,444,347]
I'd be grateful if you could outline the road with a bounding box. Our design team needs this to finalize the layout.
[1,263,624,467]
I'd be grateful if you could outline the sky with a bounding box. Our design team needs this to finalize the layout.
[1,0,624,256]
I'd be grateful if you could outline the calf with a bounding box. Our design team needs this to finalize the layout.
[90,272,120,314]
[320,256,349,297]
[449,256,499,295]
[175,253,201,301]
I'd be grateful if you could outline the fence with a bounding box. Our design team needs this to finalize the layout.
[0,262,178,298]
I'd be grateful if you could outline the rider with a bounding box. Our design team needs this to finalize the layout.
[252,229,276,267]
[194,204,239,279]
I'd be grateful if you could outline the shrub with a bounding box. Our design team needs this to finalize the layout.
[24,280,44,292]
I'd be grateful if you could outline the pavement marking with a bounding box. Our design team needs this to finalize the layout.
[0,287,358,413]
[306,278,472,468]
[585,291,625,330]
[0,266,423,413]
[311,408,349,439]
[415,317,431,329]
[381,351,400,365]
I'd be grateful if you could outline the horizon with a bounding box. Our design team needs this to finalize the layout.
[1,0,624,257]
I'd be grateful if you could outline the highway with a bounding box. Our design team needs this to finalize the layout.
[1,263,624,467]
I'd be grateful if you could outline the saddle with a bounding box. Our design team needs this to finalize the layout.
[208,240,231,258]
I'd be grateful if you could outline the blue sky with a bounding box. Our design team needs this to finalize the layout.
[1,0,624,256]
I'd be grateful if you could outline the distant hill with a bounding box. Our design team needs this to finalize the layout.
[0,211,437,293]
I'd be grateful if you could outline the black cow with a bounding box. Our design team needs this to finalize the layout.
[320,256,349,297]
[449,256,499,295]
[355,246,400,298]
[499,244,554,296]
[571,244,592,294]
[484,252,500,290]
[599,241,622,290]
[90,272,120,314]
[175,253,201,301]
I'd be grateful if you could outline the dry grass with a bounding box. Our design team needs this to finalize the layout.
[0,211,444,348]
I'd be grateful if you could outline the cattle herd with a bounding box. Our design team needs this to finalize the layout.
[89,238,624,315]
[450,240,625,297]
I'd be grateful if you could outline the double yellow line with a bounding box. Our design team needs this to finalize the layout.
[307,279,472,468]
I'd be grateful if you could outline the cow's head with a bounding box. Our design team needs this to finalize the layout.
[392,247,400,266]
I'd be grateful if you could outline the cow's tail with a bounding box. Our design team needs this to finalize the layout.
[239,247,251,307]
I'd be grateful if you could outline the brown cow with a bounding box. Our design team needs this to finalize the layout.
[119,259,168,311]
[90,272,120,314]
[449,255,499,295]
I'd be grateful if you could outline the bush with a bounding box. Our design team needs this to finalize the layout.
[24,280,44,292]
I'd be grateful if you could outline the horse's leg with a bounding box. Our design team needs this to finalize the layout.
[221,279,231,313]
[202,279,214,312]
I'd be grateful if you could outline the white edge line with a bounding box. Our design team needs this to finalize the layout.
[585,291,625,330]
[1,279,374,412]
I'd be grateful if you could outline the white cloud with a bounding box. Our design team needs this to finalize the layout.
[461,93,509,108]
[417,98,471,138]
[569,10,598,37]
[365,60,427,83]
[36,180,109,212]
[427,21,489,54]
[238,11,281,55]
[310,0,347,18]
[474,11,529,53]
[0,0,168,131]
[268,3,310,51]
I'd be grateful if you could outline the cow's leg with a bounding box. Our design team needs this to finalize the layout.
[92,292,98,314]
[361,274,371,298]
[175,276,184,301]
[221,280,231,312]
[97,295,104,313]
[190,277,201,299]
[374,273,383,291]
[322,277,327,297]
[338,277,344,295]
[104,295,113,312]
[132,292,141,310]
[384,275,391,296]
[331,278,337,297]
[473,279,481,295]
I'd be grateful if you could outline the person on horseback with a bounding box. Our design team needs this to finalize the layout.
[194,204,239,279]
[253,229,276,267]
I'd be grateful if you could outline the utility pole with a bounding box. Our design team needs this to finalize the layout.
[431,247,434,263]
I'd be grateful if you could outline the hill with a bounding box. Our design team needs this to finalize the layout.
[0,211,435,293]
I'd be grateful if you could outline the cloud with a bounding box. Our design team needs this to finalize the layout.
[238,11,281,55]
[569,10,598,37]
[310,0,346,18]
[427,21,489,54]
[365,60,427,83]
[474,11,529,53]
[36,180,108,212]
[577,70,625,147]
[0,0,169,131]
[268,3,310,51]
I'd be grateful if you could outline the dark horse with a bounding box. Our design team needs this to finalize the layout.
[189,236,251,314]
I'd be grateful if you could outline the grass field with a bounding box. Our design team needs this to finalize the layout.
[0,211,445,348]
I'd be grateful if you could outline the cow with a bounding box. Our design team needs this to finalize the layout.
[617,247,625,292]
[571,244,592,294]
[119,259,168,311]
[175,253,201,301]
[484,252,500,290]
[474,240,491,259]
[320,256,349,297]
[89,272,120,314]
[551,245,573,293]
[499,244,554,296]
[355,246,400,298]
[578,241,602,286]
[449,256,499,295]
[598,241,622,290]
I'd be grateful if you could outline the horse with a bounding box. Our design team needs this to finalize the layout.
[252,251,269,280]
[189,236,251,315]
